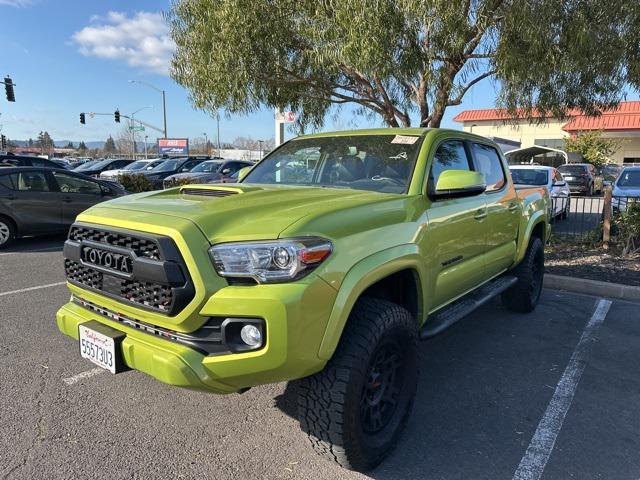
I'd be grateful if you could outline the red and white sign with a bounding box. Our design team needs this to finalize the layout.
[276,111,297,123]
[158,138,189,155]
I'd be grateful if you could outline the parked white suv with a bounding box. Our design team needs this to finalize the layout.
[99,158,165,180]
[510,165,571,219]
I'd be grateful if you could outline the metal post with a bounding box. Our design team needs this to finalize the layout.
[216,112,221,155]
[162,90,167,138]
[144,135,148,159]
[275,109,285,147]
[603,185,612,250]
[131,117,136,160]
[203,133,208,156]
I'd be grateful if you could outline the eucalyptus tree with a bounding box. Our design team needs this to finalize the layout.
[168,0,640,129]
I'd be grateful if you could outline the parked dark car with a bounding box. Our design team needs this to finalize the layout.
[557,163,603,196]
[141,157,208,189]
[162,159,253,188]
[0,167,126,248]
[73,158,134,178]
[1,153,62,170]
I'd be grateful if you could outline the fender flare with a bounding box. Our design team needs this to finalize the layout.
[515,210,548,264]
[317,244,426,360]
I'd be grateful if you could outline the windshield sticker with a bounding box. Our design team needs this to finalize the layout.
[391,135,419,145]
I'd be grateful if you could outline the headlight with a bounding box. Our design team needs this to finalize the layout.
[209,238,332,283]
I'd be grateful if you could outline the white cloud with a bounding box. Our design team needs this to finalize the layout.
[72,11,175,75]
[0,0,36,6]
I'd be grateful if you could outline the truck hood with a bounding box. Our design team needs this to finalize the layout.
[86,184,409,244]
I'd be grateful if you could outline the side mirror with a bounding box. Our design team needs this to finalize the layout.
[237,166,252,182]
[553,180,567,187]
[431,170,486,199]
[181,167,190,172]
[221,168,231,175]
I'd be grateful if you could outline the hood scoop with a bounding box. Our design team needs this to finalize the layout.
[180,186,241,197]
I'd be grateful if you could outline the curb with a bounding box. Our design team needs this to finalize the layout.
[544,274,640,302]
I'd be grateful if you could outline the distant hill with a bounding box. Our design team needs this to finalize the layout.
[10,140,148,150]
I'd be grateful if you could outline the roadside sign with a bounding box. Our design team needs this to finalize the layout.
[276,111,296,123]
[129,126,145,132]
[158,138,189,155]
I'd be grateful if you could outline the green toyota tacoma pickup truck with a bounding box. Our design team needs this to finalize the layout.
[57,128,549,471]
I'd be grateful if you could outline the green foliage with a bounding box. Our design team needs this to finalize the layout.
[104,136,116,153]
[168,0,640,130]
[564,131,622,168]
[163,177,199,189]
[614,203,640,256]
[117,173,154,193]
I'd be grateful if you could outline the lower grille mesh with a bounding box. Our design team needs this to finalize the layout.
[65,259,173,312]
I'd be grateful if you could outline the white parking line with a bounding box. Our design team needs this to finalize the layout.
[512,298,613,480]
[0,281,66,297]
[62,367,105,385]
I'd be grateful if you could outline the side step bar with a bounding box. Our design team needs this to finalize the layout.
[420,275,518,339]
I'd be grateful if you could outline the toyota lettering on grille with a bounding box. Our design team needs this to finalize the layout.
[81,245,133,276]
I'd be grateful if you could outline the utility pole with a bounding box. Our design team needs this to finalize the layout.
[144,135,149,159]
[216,112,221,155]
[128,80,167,138]
[203,132,208,156]
[258,140,264,160]
[275,109,285,147]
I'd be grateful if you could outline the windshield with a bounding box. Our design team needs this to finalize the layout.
[617,170,640,188]
[73,160,98,171]
[558,165,587,175]
[81,159,112,170]
[510,168,549,185]
[190,161,222,173]
[243,135,424,194]
[152,159,183,172]
[123,160,148,171]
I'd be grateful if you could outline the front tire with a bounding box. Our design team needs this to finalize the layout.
[297,298,418,472]
[0,217,15,249]
[502,237,544,313]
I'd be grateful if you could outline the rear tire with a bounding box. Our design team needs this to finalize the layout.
[297,298,418,472]
[0,217,15,249]
[502,237,544,313]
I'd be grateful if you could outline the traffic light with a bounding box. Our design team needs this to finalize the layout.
[1,135,7,150]
[80,112,86,125]
[4,77,15,102]
[114,109,120,123]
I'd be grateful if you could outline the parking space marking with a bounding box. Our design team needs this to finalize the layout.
[62,367,105,385]
[0,281,66,297]
[513,298,612,480]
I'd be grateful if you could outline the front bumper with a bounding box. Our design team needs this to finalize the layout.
[57,277,337,393]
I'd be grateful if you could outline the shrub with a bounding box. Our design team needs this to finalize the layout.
[614,203,640,256]
[163,177,198,189]
[117,173,154,193]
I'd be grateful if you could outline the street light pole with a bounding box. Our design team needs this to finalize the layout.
[203,132,208,156]
[130,106,153,160]
[216,112,221,155]
[129,80,167,138]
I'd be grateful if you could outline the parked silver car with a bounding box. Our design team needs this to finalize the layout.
[612,166,640,213]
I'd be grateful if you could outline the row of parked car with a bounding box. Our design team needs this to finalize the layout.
[0,153,254,248]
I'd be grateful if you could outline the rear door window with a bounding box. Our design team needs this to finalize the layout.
[52,171,101,195]
[471,143,506,192]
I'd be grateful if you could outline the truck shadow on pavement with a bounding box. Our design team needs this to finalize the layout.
[1,234,66,253]
[275,294,593,479]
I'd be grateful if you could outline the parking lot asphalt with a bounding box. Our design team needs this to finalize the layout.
[1,238,639,480]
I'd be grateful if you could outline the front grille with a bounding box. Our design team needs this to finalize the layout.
[64,224,195,315]
[180,188,238,197]
[68,226,161,260]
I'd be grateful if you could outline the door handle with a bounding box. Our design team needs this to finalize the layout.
[508,202,519,212]
[474,208,487,221]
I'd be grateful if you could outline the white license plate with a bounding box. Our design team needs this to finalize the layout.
[79,324,116,373]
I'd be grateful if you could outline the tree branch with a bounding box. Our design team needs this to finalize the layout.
[447,70,497,106]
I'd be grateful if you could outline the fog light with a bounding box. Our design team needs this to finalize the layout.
[240,324,262,347]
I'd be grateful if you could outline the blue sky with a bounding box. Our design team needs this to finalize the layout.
[1,0,506,144]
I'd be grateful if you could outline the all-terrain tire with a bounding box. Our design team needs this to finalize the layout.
[0,216,15,249]
[501,236,544,313]
[296,298,418,472]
